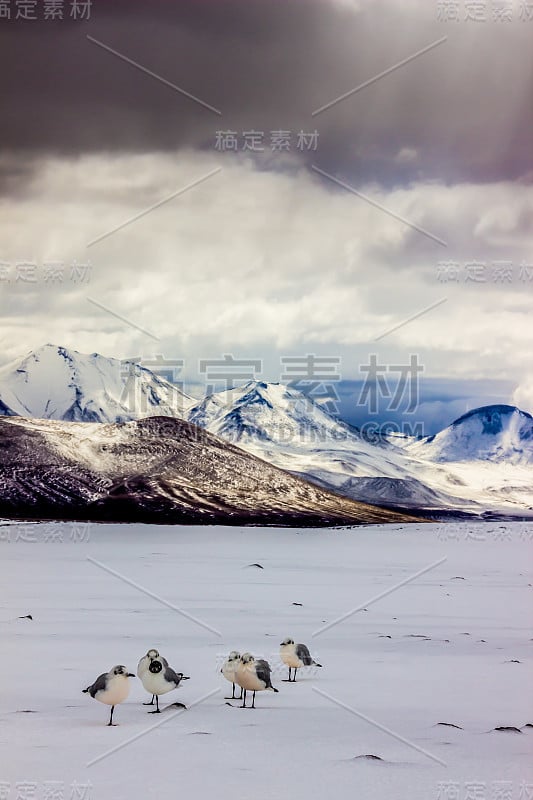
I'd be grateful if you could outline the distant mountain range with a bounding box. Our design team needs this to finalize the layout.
[188,381,533,515]
[1,345,532,519]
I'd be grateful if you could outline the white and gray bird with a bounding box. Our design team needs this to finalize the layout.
[83,665,135,726]
[137,648,169,706]
[221,650,243,700]
[234,652,278,708]
[280,637,322,682]
[140,655,190,713]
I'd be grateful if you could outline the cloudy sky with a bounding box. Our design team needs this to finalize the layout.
[1,0,532,432]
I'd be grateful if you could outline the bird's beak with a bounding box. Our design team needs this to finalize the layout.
[127,673,135,677]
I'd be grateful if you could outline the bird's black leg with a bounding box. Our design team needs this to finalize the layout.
[240,689,247,708]
[143,694,155,706]
[251,691,256,709]
[225,683,238,700]
[239,686,243,699]
[283,667,292,682]
[149,695,161,714]
[293,669,297,682]
[107,705,116,726]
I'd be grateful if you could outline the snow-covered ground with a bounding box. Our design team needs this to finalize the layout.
[1,521,532,800]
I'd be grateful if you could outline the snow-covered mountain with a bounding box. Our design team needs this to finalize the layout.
[188,381,469,511]
[188,381,422,484]
[189,381,358,445]
[0,415,417,526]
[1,346,532,516]
[406,405,533,465]
[189,384,533,515]
[0,344,194,423]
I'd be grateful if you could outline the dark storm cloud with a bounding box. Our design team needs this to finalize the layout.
[336,376,515,435]
[1,0,532,188]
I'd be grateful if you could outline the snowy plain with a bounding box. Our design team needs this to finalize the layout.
[1,520,532,800]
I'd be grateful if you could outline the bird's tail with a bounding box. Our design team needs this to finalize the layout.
[313,661,323,668]
[270,686,279,693]
[82,687,89,694]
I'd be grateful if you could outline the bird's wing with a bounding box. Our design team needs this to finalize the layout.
[86,672,108,698]
[161,656,169,667]
[255,660,273,688]
[164,665,183,686]
[136,657,146,676]
[296,643,313,665]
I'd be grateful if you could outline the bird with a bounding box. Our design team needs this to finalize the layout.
[82,665,135,726]
[234,652,278,708]
[279,637,322,682]
[137,648,169,706]
[139,655,190,713]
[221,650,243,700]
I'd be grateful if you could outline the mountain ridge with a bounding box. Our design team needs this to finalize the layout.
[1,345,532,516]
[0,414,420,526]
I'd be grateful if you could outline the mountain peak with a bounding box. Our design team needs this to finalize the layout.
[451,404,532,430]
[0,345,194,423]
[189,378,352,445]
[413,403,533,464]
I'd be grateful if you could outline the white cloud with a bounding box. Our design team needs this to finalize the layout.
[0,151,531,391]
[394,147,418,165]
[512,378,533,415]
